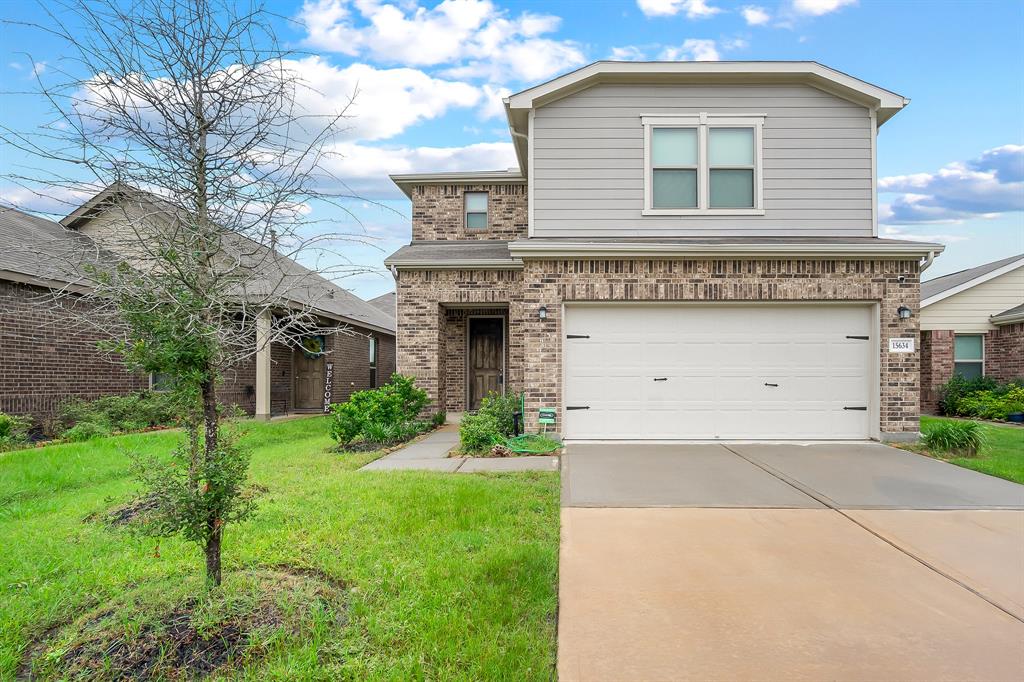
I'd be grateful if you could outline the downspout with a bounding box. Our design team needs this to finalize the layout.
[919,250,936,272]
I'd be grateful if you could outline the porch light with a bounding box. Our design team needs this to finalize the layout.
[897,305,912,320]
[538,305,548,320]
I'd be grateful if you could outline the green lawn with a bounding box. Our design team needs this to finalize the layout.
[0,417,560,680]
[920,416,1024,484]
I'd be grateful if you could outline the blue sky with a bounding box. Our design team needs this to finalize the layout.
[2,0,1022,299]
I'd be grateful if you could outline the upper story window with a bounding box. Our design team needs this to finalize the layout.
[465,192,488,229]
[642,113,764,216]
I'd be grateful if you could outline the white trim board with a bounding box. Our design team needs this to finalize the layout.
[921,257,1024,308]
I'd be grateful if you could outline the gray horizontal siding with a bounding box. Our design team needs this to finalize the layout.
[532,83,874,238]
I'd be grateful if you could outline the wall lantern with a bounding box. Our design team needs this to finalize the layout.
[538,305,548,320]
[897,305,912,320]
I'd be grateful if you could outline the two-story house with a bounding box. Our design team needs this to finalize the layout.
[385,61,944,442]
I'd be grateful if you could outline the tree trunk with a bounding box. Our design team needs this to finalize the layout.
[205,524,222,587]
[200,376,222,587]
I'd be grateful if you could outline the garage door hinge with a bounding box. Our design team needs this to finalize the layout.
[846,335,870,340]
[566,334,590,339]
[565,406,590,410]
[843,406,868,411]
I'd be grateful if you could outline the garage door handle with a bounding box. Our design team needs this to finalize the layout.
[653,377,668,381]
[844,406,868,411]
[566,406,590,410]
[764,383,778,387]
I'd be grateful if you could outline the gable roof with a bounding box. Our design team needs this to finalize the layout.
[991,302,1024,326]
[9,185,395,334]
[921,253,1024,307]
[368,291,396,317]
[503,61,909,173]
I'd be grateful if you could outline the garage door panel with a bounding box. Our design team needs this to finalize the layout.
[563,305,872,440]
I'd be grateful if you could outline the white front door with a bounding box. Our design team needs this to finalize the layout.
[563,304,873,440]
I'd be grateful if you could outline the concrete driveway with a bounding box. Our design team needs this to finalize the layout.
[558,443,1024,681]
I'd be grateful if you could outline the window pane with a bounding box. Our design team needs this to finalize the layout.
[954,362,983,380]
[709,169,754,208]
[652,128,697,166]
[369,337,377,366]
[709,128,754,166]
[466,212,487,229]
[652,169,697,208]
[954,335,983,360]
[465,192,488,212]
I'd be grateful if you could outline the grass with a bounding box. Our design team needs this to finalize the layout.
[0,416,560,680]
[915,416,1024,484]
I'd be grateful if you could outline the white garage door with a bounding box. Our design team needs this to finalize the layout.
[563,305,873,440]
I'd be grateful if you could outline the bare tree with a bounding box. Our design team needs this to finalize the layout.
[2,0,374,586]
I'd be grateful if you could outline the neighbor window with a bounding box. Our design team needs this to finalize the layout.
[149,372,174,392]
[369,336,378,388]
[954,335,984,380]
[643,113,763,215]
[465,192,488,229]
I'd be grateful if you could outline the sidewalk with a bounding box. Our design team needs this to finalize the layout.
[360,422,559,473]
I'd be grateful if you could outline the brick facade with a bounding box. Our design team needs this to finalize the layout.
[411,183,527,241]
[985,323,1024,383]
[0,280,147,424]
[919,330,954,414]
[919,324,1022,415]
[396,258,923,439]
[1,279,397,425]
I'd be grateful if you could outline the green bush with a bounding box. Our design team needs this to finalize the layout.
[431,411,447,428]
[938,375,999,416]
[922,420,986,457]
[62,421,113,442]
[0,412,32,451]
[329,374,429,445]
[56,391,180,436]
[459,412,502,453]
[477,392,522,437]
[943,379,1024,421]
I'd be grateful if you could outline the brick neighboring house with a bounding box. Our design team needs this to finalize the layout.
[385,61,948,442]
[919,254,1024,413]
[0,191,395,428]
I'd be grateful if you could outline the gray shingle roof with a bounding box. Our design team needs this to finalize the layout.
[1,199,395,334]
[368,291,396,316]
[384,241,517,266]
[991,302,1024,324]
[922,253,1024,301]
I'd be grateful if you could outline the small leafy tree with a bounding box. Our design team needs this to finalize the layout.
[3,0,372,586]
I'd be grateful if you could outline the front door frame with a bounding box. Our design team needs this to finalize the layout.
[466,314,506,411]
[292,342,327,412]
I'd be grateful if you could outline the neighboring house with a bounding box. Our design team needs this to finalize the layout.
[368,291,396,318]
[386,61,945,442]
[919,254,1024,412]
[0,188,396,426]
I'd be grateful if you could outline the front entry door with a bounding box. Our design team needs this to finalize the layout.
[293,346,325,410]
[469,317,504,410]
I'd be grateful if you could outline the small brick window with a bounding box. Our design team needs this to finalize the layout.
[954,334,984,380]
[465,192,488,230]
[369,336,378,388]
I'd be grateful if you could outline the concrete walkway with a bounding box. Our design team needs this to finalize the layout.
[559,443,1024,681]
[360,423,559,473]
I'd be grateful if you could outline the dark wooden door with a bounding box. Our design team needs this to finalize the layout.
[469,317,503,410]
[293,348,325,410]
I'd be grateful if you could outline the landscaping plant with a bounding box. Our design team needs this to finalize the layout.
[938,376,1024,421]
[3,0,371,587]
[459,391,525,453]
[0,411,31,451]
[329,374,430,446]
[922,420,986,457]
[55,391,180,437]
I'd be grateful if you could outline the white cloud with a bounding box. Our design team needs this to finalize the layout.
[879,145,1024,224]
[880,225,968,244]
[792,0,857,16]
[660,39,721,61]
[608,45,648,61]
[636,0,721,19]
[298,0,585,83]
[478,83,512,120]
[322,140,517,197]
[741,5,770,25]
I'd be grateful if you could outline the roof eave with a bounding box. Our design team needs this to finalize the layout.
[389,170,527,198]
[921,257,1024,308]
[991,312,1024,326]
[507,240,943,259]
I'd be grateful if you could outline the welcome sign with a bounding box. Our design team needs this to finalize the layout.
[323,362,334,413]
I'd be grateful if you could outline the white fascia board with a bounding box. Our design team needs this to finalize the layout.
[506,61,907,116]
[991,311,1024,326]
[384,259,524,270]
[508,241,943,259]
[921,257,1024,308]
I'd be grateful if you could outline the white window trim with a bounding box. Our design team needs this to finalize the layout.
[464,191,489,230]
[953,333,985,377]
[642,112,765,216]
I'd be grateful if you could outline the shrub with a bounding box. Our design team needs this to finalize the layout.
[431,411,447,428]
[459,412,501,453]
[63,421,113,442]
[938,375,999,416]
[922,420,986,457]
[0,412,31,451]
[328,374,430,445]
[56,391,181,435]
[477,391,522,437]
